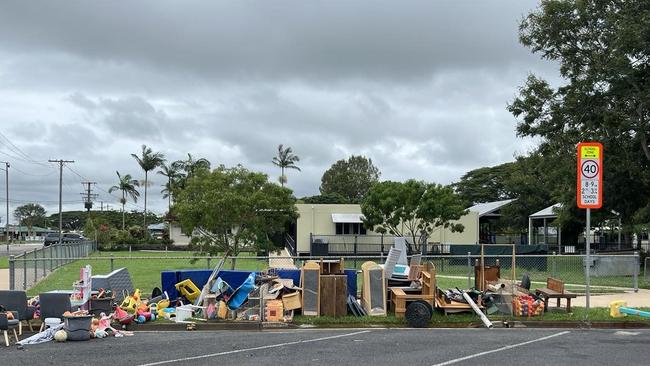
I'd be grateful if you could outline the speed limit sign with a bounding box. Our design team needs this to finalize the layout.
[576,142,603,209]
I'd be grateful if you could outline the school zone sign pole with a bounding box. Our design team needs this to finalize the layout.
[576,142,603,321]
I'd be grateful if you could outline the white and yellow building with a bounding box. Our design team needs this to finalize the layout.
[294,203,479,255]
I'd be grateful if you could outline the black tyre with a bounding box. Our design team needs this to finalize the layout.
[405,301,432,328]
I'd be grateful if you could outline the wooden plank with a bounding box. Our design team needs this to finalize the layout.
[334,275,348,317]
[547,277,565,293]
[320,275,336,316]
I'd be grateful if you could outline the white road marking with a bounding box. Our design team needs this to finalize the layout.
[614,331,640,336]
[137,330,371,366]
[431,331,570,366]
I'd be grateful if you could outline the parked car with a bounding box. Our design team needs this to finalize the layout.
[43,232,86,247]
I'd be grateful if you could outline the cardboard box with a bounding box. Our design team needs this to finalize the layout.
[282,291,302,311]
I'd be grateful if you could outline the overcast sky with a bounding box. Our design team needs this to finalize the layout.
[0,1,558,223]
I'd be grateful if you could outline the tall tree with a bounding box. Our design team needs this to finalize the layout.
[320,155,380,203]
[108,171,140,230]
[14,203,46,237]
[361,180,467,253]
[508,0,650,243]
[131,145,165,228]
[157,162,182,214]
[453,162,517,206]
[272,144,301,187]
[174,165,298,269]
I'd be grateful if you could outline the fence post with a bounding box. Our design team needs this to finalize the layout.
[22,251,27,290]
[207,257,212,269]
[380,234,384,255]
[552,251,557,278]
[33,249,37,284]
[467,252,472,289]
[633,251,639,293]
[354,235,358,268]
[9,255,14,290]
[50,246,53,273]
[110,254,115,272]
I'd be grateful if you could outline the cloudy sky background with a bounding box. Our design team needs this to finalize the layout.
[0,1,559,223]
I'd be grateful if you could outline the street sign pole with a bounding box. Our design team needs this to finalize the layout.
[585,208,590,318]
[577,142,603,323]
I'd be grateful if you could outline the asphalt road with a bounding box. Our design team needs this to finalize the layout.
[0,243,43,257]
[1,328,648,366]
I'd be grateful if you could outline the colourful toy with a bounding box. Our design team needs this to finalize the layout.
[149,303,159,316]
[112,304,135,327]
[157,299,170,312]
[610,301,650,318]
[175,279,201,303]
[120,289,141,313]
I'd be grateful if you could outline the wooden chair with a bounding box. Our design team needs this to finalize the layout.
[535,277,577,313]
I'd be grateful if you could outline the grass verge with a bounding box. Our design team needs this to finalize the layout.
[293,307,650,327]
[0,257,8,269]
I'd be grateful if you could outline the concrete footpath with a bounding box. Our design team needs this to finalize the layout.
[572,289,650,308]
[0,269,8,290]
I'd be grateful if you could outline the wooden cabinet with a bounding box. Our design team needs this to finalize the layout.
[320,275,348,317]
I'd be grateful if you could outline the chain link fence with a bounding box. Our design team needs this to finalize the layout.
[8,249,642,295]
[8,241,96,290]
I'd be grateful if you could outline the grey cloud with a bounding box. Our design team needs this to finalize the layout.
[0,1,560,220]
[0,1,547,83]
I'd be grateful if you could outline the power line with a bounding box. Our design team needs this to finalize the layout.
[0,132,51,168]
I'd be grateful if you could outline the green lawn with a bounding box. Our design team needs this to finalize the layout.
[28,251,267,296]
[0,257,8,269]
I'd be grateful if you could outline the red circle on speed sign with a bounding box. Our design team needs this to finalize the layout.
[581,160,599,179]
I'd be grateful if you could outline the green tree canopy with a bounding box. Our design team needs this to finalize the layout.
[320,155,380,203]
[174,165,298,268]
[453,162,517,206]
[14,203,47,234]
[361,180,466,253]
[300,193,350,204]
[509,0,650,242]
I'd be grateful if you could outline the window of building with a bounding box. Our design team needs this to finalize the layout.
[335,222,367,235]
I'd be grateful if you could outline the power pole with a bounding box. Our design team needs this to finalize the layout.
[80,181,97,212]
[0,161,8,251]
[49,159,74,245]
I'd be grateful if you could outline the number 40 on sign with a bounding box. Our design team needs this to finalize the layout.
[576,142,603,209]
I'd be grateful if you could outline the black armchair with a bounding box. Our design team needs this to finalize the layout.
[0,290,36,335]
[0,311,19,346]
[38,293,72,332]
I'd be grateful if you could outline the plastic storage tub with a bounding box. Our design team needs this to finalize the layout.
[64,315,92,341]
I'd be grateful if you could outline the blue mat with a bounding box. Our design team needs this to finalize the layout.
[161,269,357,300]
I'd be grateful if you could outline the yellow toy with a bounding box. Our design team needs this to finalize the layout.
[120,289,142,313]
[157,299,170,312]
[175,279,200,303]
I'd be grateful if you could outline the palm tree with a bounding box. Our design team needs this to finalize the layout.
[108,171,140,230]
[157,162,182,213]
[178,153,211,178]
[272,144,301,187]
[131,144,165,228]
